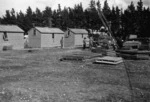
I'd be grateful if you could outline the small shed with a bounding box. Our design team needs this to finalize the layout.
[0,24,24,50]
[64,28,89,48]
[28,27,64,48]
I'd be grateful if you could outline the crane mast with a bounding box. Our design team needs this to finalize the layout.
[96,2,118,49]
[96,2,112,37]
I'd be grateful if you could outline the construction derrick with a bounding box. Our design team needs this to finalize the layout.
[94,2,118,50]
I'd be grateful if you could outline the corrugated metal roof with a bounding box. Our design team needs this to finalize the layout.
[35,27,64,34]
[0,25,24,32]
[69,28,88,34]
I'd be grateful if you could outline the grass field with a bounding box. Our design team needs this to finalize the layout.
[0,48,150,102]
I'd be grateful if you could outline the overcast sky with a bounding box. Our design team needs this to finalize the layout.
[0,0,149,17]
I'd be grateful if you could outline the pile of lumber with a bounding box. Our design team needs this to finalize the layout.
[116,50,150,60]
[94,56,123,65]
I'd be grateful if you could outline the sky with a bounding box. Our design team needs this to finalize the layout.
[0,0,149,17]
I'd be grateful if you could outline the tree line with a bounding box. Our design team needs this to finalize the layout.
[0,0,149,39]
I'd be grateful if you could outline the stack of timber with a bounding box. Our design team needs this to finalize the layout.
[116,37,150,60]
[94,56,123,65]
[116,50,150,60]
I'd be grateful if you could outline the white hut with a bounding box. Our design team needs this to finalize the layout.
[28,27,64,48]
[0,24,24,50]
[64,28,89,48]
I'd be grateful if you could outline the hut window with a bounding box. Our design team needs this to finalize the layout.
[52,33,54,39]
[33,29,36,36]
[3,32,8,41]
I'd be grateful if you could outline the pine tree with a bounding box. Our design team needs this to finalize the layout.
[73,3,85,28]
[16,11,26,32]
[136,0,144,36]
[68,7,75,28]
[10,8,17,24]
[111,6,118,36]
[34,8,43,26]
[84,9,90,29]
[52,10,57,27]
[137,0,143,12]
[2,9,17,24]
[24,6,33,32]
[57,4,62,28]
[86,0,100,30]
[89,0,96,10]
[26,6,33,19]
[61,7,70,30]
[102,0,111,21]
[43,6,53,27]
[2,10,11,24]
